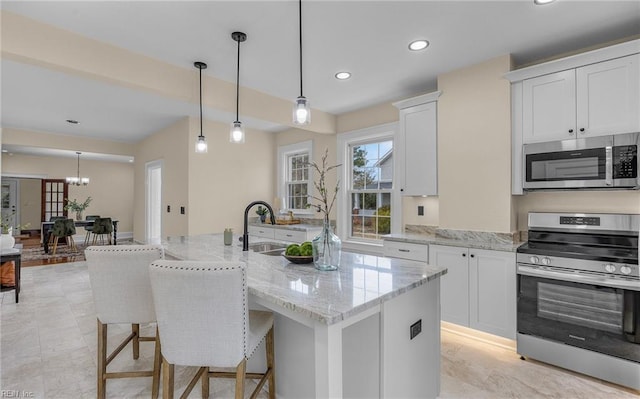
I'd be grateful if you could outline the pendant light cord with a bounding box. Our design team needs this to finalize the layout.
[199,66,203,138]
[298,0,303,97]
[236,37,241,122]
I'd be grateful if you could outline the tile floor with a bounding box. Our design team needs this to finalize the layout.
[1,261,638,398]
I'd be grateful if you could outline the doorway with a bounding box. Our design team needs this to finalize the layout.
[1,179,18,234]
[145,160,163,243]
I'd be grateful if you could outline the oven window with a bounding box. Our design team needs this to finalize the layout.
[526,148,605,182]
[537,282,623,334]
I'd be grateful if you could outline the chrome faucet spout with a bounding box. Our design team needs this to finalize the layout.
[243,201,276,251]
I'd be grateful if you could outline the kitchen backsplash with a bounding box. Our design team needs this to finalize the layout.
[405,224,522,244]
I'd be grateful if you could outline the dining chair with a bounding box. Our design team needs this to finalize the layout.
[83,215,100,246]
[47,216,66,246]
[148,260,276,399]
[85,245,164,399]
[91,217,113,245]
[51,218,77,255]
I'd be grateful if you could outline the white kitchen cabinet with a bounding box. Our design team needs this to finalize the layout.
[522,54,640,144]
[248,225,275,239]
[393,91,441,196]
[383,240,429,262]
[274,227,320,243]
[429,244,516,339]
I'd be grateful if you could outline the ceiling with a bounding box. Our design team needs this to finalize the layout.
[1,1,639,160]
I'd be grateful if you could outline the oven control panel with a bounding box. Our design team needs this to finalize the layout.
[517,253,640,279]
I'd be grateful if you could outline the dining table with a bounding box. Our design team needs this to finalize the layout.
[41,219,119,253]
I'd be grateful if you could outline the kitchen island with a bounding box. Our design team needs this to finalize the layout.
[162,233,447,399]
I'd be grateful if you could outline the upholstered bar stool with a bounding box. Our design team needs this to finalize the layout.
[149,260,275,399]
[85,245,165,399]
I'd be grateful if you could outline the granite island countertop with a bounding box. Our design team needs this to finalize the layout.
[161,233,447,325]
[383,232,524,252]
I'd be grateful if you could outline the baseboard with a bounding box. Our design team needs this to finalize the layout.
[442,321,516,351]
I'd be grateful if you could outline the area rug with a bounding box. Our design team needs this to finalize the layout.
[20,244,87,264]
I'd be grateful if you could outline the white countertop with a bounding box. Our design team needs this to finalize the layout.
[162,233,447,325]
[383,232,524,252]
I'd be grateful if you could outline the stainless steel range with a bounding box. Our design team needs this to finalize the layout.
[516,212,640,390]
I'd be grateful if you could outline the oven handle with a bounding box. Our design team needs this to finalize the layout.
[517,264,640,291]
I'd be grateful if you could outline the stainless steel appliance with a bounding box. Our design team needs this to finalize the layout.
[523,132,639,190]
[517,212,640,389]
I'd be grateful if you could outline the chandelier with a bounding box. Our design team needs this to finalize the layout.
[66,152,89,186]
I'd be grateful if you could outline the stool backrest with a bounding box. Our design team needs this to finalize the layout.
[92,217,113,234]
[149,260,248,368]
[86,245,164,324]
[52,219,76,236]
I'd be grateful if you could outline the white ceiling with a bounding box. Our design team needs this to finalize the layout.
[1,1,639,158]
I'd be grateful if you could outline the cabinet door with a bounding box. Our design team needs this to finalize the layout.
[399,102,437,196]
[523,70,576,143]
[576,54,640,138]
[468,249,516,339]
[274,228,306,243]
[429,245,468,326]
[248,225,275,239]
[383,240,429,262]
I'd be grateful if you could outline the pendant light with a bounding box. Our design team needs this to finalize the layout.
[194,61,208,153]
[293,0,310,125]
[66,152,89,186]
[230,31,247,144]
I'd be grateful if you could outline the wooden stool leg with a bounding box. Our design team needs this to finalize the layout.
[132,324,140,359]
[162,357,175,399]
[234,359,246,399]
[97,320,108,399]
[53,236,59,255]
[201,367,209,399]
[152,327,161,399]
[266,327,275,399]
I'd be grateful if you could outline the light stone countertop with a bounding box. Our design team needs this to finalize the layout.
[383,233,524,252]
[162,233,447,325]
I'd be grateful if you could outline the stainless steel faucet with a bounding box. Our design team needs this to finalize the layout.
[243,201,276,251]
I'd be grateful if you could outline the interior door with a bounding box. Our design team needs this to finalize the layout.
[1,179,18,233]
[41,179,68,222]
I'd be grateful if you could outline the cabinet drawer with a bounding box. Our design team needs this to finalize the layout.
[275,229,307,243]
[383,241,428,262]
[248,225,275,239]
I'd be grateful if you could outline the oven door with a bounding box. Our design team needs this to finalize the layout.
[523,136,613,190]
[517,264,640,363]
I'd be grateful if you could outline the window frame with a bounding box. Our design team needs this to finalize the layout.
[277,140,314,215]
[337,122,400,246]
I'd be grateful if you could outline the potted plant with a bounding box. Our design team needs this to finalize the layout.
[255,206,269,223]
[64,196,92,221]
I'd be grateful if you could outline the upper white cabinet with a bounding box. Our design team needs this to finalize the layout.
[522,54,640,144]
[393,91,441,196]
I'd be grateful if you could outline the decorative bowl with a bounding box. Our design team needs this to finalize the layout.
[283,254,314,264]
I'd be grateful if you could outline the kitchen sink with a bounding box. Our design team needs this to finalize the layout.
[244,242,288,253]
[258,249,285,256]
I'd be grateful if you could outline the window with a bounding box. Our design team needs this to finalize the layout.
[278,141,313,213]
[349,140,393,240]
[337,122,399,245]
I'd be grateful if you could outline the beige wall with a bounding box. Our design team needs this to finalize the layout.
[19,178,41,229]
[1,152,134,233]
[437,54,514,233]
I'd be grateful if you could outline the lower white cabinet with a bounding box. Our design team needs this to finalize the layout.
[249,225,321,242]
[248,225,275,239]
[429,245,516,339]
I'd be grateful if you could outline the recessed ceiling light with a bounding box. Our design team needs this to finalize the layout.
[408,40,429,51]
[534,0,556,4]
[66,119,79,124]
[335,72,351,80]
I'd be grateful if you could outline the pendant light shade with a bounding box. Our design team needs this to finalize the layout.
[66,152,89,186]
[194,61,208,153]
[293,0,310,125]
[230,31,247,144]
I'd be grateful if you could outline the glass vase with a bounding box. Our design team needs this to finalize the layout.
[312,218,341,271]
[76,211,83,221]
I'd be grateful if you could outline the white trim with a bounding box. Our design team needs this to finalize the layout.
[145,159,163,243]
[1,173,48,179]
[392,90,442,110]
[504,39,640,82]
[277,140,314,215]
[337,122,400,244]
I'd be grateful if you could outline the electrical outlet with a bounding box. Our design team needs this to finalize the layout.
[410,319,422,340]
[418,206,424,216]
[180,206,185,215]
[167,205,170,213]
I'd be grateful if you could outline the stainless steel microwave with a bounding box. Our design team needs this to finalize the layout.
[523,132,639,190]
